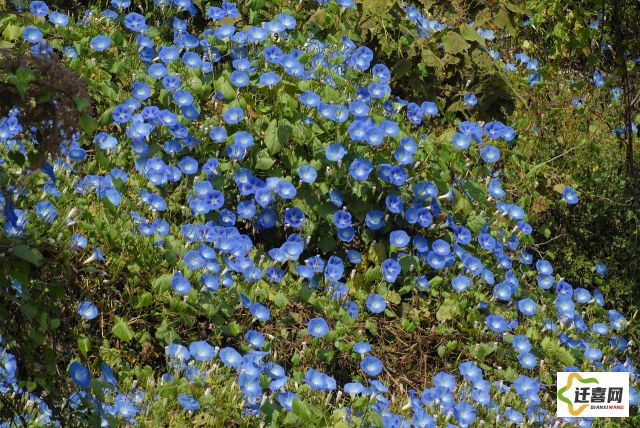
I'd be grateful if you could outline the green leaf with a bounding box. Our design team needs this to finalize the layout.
[112,316,135,342]
[361,0,394,18]
[557,347,575,366]
[264,119,292,155]
[7,66,36,98]
[255,148,276,170]
[2,24,22,41]
[467,213,485,234]
[98,82,119,101]
[398,254,419,272]
[155,321,180,345]
[273,292,289,309]
[459,24,485,46]
[11,244,43,267]
[429,276,444,288]
[136,291,153,308]
[79,114,99,136]
[264,120,281,154]
[292,399,312,422]
[318,235,336,253]
[436,299,460,322]
[153,274,173,292]
[421,49,443,70]
[471,343,495,361]
[364,266,381,284]
[494,8,516,34]
[441,31,470,54]
[215,75,236,100]
[77,335,91,357]
[393,58,414,79]
[74,97,92,112]
[463,181,485,201]
[386,290,401,305]
[225,321,242,337]
[282,412,300,425]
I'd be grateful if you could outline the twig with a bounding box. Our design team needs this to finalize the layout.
[530,140,590,170]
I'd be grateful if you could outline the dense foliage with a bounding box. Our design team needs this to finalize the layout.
[0,0,638,427]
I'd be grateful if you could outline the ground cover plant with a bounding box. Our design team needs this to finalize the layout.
[0,0,639,427]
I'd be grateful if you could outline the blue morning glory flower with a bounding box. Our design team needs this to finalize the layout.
[304,368,336,391]
[333,210,352,228]
[325,143,346,161]
[593,70,605,87]
[166,346,191,367]
[352,342,371,355]
[223,107,244,124]
[381,259,401,283]
[608,310,627,331]
[177,394,200,411]
[229,71,249,87]
[124,12,147,32]
[259,71,280,87]
[389,230,410,248]
[452,132,471,150]
[555,295,576,318]
[284,207,304,227]
[299,91,321,108]
[485,314,508,333]
[249,302,270,321]
[78,301,98,320]
[171,271,192,294]
[344,382,365,395]
[479,145,500,163]
[49,11,69,26]
[71,234,87,250]
[463,92,477,107]
[22,26,43,44]
[112,104,132,123]
[275,181,297,199]
[511,335,532,354]
[517,298,537,316]
[595,261,608,276]
[537,273,554,291]
[584,347,602,361]
[69,362,91,389]
[90,35,111,51]
[366,294,386,314]
[518,352,537,369]
[182,51,202,68]
[132,81,151,100]
[173,90,194,107]
[297,165,317,183]
[35,200,57,222]
[189,341,217,361]
[361,355,383,377]
[348,158,373,181]
[30,1,49,16]
[246,330,265,348]
[562,186,578,204]
[528,71,542,86]
[95,132,119,150]
[219,347,242,367]
[308,317,330,338]
[573,288,591,304]
[453,401,476,427]
[451,275,471,292]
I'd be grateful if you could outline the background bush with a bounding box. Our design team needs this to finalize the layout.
[0,0,638,427]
